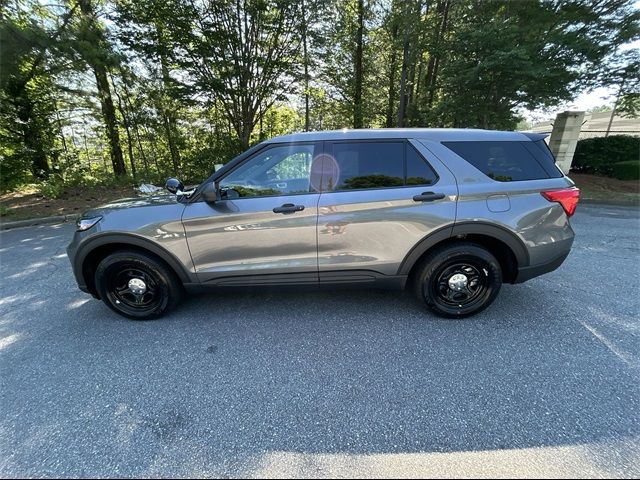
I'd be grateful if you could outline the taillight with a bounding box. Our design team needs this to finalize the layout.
[541,187,580,216]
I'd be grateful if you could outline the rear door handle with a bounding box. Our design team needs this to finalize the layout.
[413,192,446,202]
[273,203,305,214]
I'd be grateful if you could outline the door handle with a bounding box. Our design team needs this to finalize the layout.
[273,203,305,214]
[413,192,446,202]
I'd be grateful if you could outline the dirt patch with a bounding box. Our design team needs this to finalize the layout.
[570,173,639,205]
[570,173,639,193]
[0,185,138,221]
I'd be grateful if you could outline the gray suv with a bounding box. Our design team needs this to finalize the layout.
[67,129,579,320]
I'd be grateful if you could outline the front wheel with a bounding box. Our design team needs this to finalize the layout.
[413,243,502,318]
[95,250,183,320]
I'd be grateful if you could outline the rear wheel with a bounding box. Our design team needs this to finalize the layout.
[413,243,502,318]
[95,250,182,320]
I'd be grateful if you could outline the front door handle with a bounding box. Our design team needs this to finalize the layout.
[273,203,305,214]
[413,192,446,202]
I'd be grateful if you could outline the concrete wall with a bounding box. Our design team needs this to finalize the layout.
[548,111,585,174]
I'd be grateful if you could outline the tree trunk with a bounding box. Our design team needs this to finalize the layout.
[606,75,626,137]
[157,23,182,175]
[21,98,50,177]
[301,0,311,131]
[134,124,150,179]
[386,22,399,128]
[426,0,450,108]
[93,67,126,176]
[240,119,253,150]
[353,0,365,129]
[120,81,150,179]
[397,9,410,127]
[111,74,136,180]
[78,0,126,177]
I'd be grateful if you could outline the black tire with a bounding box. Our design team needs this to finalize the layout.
[412,242,502,318]
[94,250,183,320]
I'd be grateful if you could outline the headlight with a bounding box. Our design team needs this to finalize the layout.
[76,216,102,232]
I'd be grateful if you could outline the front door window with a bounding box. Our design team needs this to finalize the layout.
[219,143,319,198]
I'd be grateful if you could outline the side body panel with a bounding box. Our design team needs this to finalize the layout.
[317,139,458,280]
[419,140,576,269]
[181,194,320,285]
[67,198,194,292]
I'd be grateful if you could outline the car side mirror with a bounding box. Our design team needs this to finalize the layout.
[165,178,184,194]
[202,182,220,203]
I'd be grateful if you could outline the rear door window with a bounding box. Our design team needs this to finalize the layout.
[443,141,562,182]
[324,141,438,191]
[331,142,404,190]
[406,144,438,185]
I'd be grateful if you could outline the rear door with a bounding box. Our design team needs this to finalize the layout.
[317,139,457,282]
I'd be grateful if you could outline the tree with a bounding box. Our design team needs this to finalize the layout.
[419,0,640,129]
[0,2,79,183]
[73,0,126,176]
[598,49,640,132]
[169,0,304,150]
[114,0,185,175]
[353,0,365,128]
[320,0,377,129]
[1,0,639,194]
[396,0,424,127]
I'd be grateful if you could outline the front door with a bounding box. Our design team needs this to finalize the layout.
[182,142,322,286]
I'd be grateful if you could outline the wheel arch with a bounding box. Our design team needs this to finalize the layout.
[398,222,529,284]
[75,234,192,298]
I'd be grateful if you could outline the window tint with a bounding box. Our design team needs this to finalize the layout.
[443,141,557,182]
[331,142,404,190]
[406,144,438,185]
[524,140,564,178]
[219,144,317,198]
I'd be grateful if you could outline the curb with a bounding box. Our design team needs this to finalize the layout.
[0,213,80,231]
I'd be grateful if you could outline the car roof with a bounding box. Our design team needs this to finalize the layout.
[265,128,536,143]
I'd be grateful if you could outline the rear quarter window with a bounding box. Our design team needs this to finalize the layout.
[443,140,563,182]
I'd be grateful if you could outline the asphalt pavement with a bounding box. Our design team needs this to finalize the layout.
[0,203,638,478]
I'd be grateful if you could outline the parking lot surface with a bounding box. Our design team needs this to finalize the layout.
[0,203,638,478]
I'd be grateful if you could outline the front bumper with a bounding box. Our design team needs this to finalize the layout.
[67,233,90,294]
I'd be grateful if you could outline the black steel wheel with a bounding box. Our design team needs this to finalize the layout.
[413,243,502,318]
[95,250,182,320]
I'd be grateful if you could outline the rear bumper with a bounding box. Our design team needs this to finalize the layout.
[514,240,573,283]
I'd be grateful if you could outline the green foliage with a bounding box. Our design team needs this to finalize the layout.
[1,0,639,198]
[0,12,60,189]
[588,105,613,113]
[36,178,65,199]
[618,93,640,118]
[572,135,640,175]
[422,0,637,129]
[611,160,640,180]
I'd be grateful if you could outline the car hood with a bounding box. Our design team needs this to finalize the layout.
[82,193,179,217]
